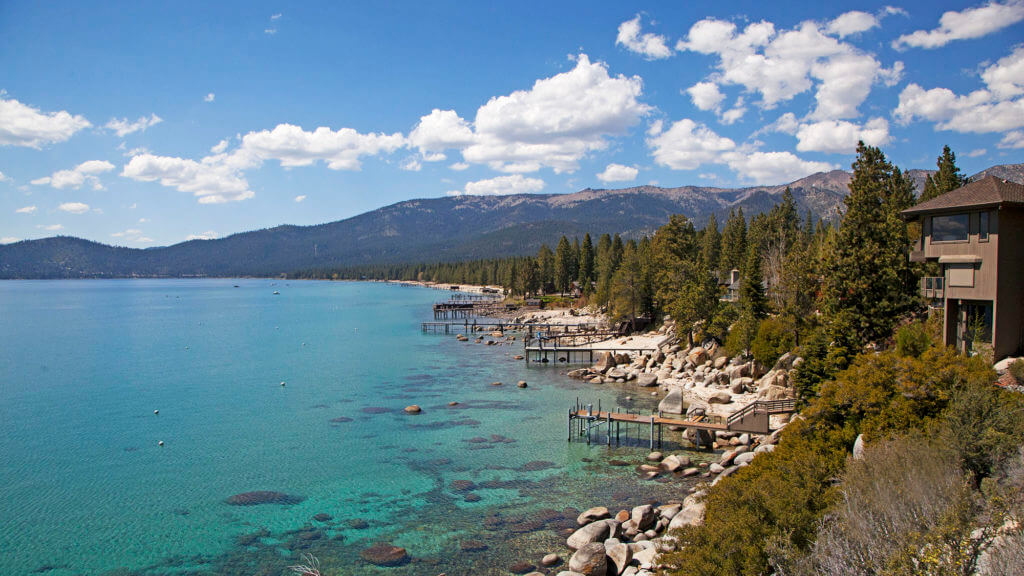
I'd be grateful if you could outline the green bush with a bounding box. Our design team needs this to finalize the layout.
[895,320,933,357]
[1009,358,1024,382]
[750,317,795,367]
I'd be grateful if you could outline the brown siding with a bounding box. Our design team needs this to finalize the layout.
[995,207,1024,359]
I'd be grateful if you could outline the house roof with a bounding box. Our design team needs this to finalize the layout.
[902,176,1024,217]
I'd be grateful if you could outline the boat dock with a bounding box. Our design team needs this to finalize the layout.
[421,320,597,335]
[568,398,796,449]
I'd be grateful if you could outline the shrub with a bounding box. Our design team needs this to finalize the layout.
[750,316,795,367]
[895,319,932,357]
[1009,359,1024,382]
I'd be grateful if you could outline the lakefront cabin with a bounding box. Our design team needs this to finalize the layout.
[902,176,1024,360]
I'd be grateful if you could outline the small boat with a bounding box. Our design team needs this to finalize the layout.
[273,290,280,295]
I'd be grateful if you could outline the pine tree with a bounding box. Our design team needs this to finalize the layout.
[732,244,769,355]
[824,142,918,347]
[719,208,747,274]
[918,145,967,203]
[700,213,722,271]
[554,236,574,294]
[536,244,554,292]
[578,233,595,294]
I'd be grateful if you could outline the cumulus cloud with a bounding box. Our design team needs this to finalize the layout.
[648,117,836,183]
[186,231,218,241]
[449,162,469,171]
[967,148,988,156]
[0,95,91,148]
[37,224,62,231]
[204,93,215,103]
[110,228,151,243]
[122,153,253,204]
[616,14,672,59]
[294,194,306,202]
[105,114,162,137]
[210,139,229,154]
[687,81,725,111]
[597,163,639,182]
[409,109,475,161]
[0,170,8,182]
[795,118,891,153]
[16,205,36,214]
[446,174,545,196]
[677,17,898,121]
[34,160,115,190]
[826,11,879,37]
[893,1,1024,50]
[58,202,90,214]
[894,47,1024,135]
[720,98,747,125]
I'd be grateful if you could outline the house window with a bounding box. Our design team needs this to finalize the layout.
[979,211,990,241]
[932,213,969,242]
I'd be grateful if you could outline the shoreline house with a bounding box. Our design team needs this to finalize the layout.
[902,176,1024,360]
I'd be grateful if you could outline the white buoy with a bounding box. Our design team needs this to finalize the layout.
[158,440,164,447]
[154,409,159,415]
[280,381,286,387]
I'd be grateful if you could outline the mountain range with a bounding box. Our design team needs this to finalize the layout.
[2,164,1021,279]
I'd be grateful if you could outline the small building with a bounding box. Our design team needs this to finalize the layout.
[718,268,741,302]
[902,176,1024,360]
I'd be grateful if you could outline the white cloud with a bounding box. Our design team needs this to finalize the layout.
[767,112,800,135]
[795,118,891,153]
[204,93,215,103]
[16,205,36,214]
[449,162,470,171]
[271,13,282,20]
[34,160,116,190]
[122,153,253,204]
[110,228,142,238]
[58,202,90,214]
[105,114,162,137]
[294,194,306,202]
[999,130,1024,147]
[186,231,218,241]
[687,81,725,111]
[597,163,639,182]
[447,174,545,196]
[648,117,836,183]
[677,17,895,121]
[138,217,148,222]
[461,54,650,173]
[399,156,422,171]
[210,139,229,154]
[0,170,8,182]
[264,28,277,35]
[239,123,405,171]
[826,11,879,37]
[980,45,1024,100]
[967,148,988,156]
[648,118,737,170]
[1,237,19,244]
[409,109,475,161]
[616,14,672,60]
[720,97,747,125]
[37,224,62,231]
[893,1,1024,50]
[0,95,91,148]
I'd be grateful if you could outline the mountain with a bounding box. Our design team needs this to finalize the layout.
[2,163,1020,279]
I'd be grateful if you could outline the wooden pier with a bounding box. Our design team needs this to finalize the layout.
[526,344,658,364]
[421,320,596,335]
[568,398,796,449]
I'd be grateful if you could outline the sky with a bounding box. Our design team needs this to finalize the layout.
[1,1,1022,247]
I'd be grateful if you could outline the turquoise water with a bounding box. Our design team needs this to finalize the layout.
[0,280,699,575]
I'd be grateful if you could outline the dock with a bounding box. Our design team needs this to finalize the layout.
[421,320,597,335]
[568,398,796,449]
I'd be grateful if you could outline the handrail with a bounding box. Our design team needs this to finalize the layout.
[727,399,796,424]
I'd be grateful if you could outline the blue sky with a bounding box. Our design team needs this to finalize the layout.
[1,1,1022,246]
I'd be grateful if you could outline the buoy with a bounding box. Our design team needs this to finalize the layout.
[280,381,286,387]
[158,440,164,447]
[154,409,159,415]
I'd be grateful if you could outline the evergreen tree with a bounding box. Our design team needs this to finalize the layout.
[651,214,698,311]
[610,239,651,328]
[732,244,769,355]
[700,213,722,271]
[918,145,967,203]
[570,237,581,289]
[719,208,747,274]
[670,262,721,347]
[824,142,918,347]
[578,233,595,294]
[554,236,574,294]
[536,244,554,292]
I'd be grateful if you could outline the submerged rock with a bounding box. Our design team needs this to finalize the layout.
[359,542,409,566]
[225,491,304,506]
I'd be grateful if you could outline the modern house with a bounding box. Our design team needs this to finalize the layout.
[902,176,1024,360]
[719,268,741,302]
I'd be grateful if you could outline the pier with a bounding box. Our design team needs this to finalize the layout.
[568,398,796,449]
[421,320,596,335]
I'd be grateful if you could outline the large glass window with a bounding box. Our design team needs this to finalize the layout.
[932,213,969,242]
[979,211,990,241]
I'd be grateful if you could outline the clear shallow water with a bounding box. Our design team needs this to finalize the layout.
[0,280,700,575]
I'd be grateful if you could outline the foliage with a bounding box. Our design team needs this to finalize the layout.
[895,319,933,357]
[1010,359,1024,382]
[751,316,796,367]
[919,145,968,204]
[823,142,918,349]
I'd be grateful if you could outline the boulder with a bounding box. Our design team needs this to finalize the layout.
[646,452,663,462]
[567,369,590,379]
[607,368,627,379]
[636,373,658,387]
[660,454,688,472]
[708,391,732,404]
[773,352,797,371]
[713,355,729,369]
[631,504,657,531]
[359,542,409,566]
[541,553,561,566]
[517,381,528,388]
[605,540,633,575]
[567,520,611,549]
[758,384,794,402]
[576,506,610,526]
[681,467,700,477]
[734,452,756,466]
[568,542,608,575]
[404,405,422,414]
[853,434,865,460]
[594,351,616,373]
[658,388,685,414]
[709,463,725,474]
[667,500,705,530]
[687,346,709,365]
[632,546,658,567]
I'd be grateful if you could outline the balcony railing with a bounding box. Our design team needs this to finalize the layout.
[921,276,944,300]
